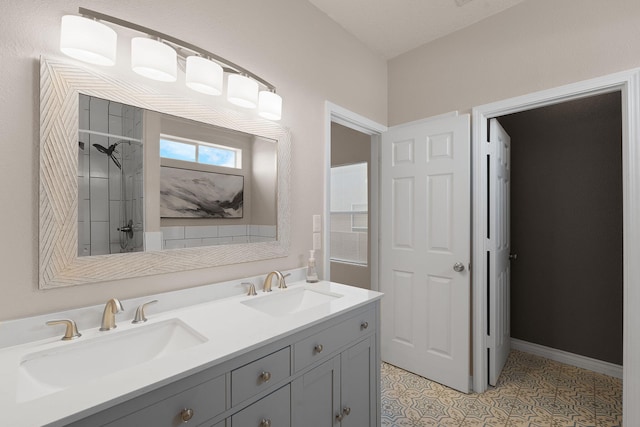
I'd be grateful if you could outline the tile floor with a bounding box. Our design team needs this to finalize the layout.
[381,350,622,427]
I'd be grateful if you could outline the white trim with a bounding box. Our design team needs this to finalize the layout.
[472,68,640,427]
[323,102,387,291]
[326,102,388,136]
[386,110,459,129]
[511,338,623,379]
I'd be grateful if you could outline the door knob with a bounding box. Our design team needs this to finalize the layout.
[509,253,518,261]
[453,262,465,272]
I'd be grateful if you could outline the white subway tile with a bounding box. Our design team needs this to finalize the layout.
[89,97,109,133]
[185,225,218,239]
[89,178,109,222]
[185,239,204,248]
[90,221,109,255]
[161,226,185,240]
[164,239,186,250]
[108,116,123,137]
[89,137,109,179]
[144,232,163,252]
[218,225,248,237]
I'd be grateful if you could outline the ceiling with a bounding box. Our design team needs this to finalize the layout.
[308,0,526,59]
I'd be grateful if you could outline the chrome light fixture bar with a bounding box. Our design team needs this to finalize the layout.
[61,8,282,120]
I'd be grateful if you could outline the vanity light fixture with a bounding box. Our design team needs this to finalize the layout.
[59,15,117,66]
[185,56,223,96]
[227,74,259,108]
[59,8,282,120]
[258,90,283,121]
[131,37,177,82]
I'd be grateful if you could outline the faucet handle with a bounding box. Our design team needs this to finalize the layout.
[278,272,291,289]
[132,300,158,324]
[244,282,257,296]
[46,319,82,341]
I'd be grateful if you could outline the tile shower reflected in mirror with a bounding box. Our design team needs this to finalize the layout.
[78,94,144,256]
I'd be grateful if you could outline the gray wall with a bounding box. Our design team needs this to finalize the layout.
[330,122,371,289]
[499,92,623,365]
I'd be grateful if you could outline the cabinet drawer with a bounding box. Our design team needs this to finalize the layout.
[232,346,290,405]
[294,307,375,372]
[231,384,290,427]
[105,374,226,427]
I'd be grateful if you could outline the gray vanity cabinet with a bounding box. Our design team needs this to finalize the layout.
[291,336,375,427]
[60,301,379,427]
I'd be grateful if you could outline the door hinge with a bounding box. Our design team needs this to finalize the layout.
[486,335,495,348]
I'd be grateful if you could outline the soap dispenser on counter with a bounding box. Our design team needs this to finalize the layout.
[306,249,319,283]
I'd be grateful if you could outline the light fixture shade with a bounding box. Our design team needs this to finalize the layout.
[227,74,259,108]
[185,56,223,96]
[131,37,177,82]
[258,91,282,120]
[60,15,117,66]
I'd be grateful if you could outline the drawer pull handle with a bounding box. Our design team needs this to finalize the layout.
[361,321,369,330]
[343,406,351,416]
[260,371,272,383]
[180,408,194,423]
[336,412,344,422]
[260,418,272,427]
[314,344,324,353]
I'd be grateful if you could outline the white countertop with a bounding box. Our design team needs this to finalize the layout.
[0,280,382,427]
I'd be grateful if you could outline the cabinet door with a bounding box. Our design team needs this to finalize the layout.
[291,356,340,427]
[341,337,374,427]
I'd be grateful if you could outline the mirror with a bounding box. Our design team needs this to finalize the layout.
[78,94,277,257]
[40,57,290,289]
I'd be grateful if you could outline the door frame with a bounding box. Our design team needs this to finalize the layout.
[323,101,387,290]
[471,69,640,425]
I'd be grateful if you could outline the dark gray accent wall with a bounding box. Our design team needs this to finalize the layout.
[498,92,623,365]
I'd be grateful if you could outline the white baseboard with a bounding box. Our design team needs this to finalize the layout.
[511,338,623,379]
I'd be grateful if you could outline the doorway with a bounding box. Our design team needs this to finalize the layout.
[498,92,623,373]
[472,70,640,426]
[329,123,372,289]
[323,102,386,290]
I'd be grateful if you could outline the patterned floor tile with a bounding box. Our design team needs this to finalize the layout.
[380,350,622,427]
[595,414,622,427]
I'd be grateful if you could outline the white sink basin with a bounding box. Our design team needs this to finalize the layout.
[241,287,342,316]
[16,319,207,403]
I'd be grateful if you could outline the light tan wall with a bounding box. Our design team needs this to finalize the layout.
[388,0,640,125]
[0,0,387,320]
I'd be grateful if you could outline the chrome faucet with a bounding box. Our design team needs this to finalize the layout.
[99,298,124,331]
[263,271,289,292]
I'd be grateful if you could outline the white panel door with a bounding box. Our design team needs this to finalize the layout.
[488,118,511,386]
[380,114,470,393]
